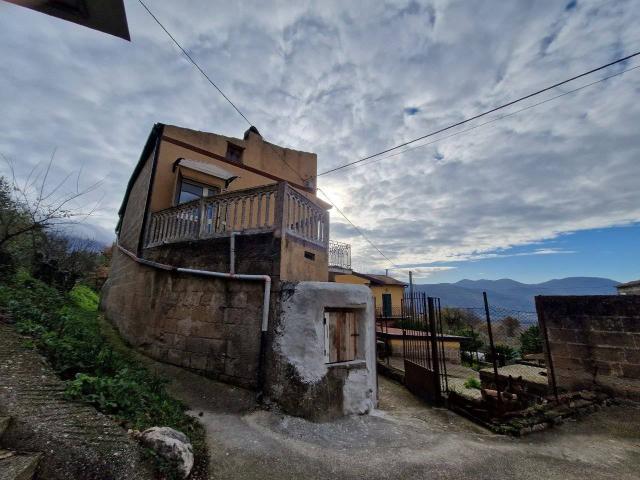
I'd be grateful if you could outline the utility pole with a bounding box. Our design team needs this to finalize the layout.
[409,271,414,298]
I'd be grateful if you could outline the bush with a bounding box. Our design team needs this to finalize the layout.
[0,272,206,478]
[464,377,481,390]
[520,325,543,354]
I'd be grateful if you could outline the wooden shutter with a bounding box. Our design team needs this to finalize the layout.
[325,311,358,363]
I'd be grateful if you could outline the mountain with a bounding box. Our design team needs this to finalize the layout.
[414,277,620,312]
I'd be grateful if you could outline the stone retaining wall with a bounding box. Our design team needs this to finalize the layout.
[101,248,268,389]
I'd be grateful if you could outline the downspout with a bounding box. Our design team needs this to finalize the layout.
[115,243,271,394]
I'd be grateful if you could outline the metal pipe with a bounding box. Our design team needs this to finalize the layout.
[116,243,272,346]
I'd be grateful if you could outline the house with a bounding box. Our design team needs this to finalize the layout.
[331,271,408,318]
[617,280,640,295]
[101,123,377,420]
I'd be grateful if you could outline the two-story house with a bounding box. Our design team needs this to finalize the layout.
[101,123,377,420]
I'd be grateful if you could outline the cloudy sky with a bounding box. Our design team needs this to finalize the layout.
[1,0,639,283]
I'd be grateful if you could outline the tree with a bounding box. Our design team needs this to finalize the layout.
[0,152,102,249]
[500,316,521,337]
[520,325,543,354]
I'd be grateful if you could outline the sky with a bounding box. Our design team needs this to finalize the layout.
[0,0,638,284]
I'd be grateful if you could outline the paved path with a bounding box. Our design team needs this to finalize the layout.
[148,358,640,480]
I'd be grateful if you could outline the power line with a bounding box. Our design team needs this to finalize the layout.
[315,50,640,178]
[317,187,400,269]
[137,0,253,126]
[321,64,640,176]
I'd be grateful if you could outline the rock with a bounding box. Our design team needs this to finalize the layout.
[136,427,194,478]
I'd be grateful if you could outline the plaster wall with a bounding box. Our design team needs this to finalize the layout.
[266,281,377,420]
[150,125,320,213]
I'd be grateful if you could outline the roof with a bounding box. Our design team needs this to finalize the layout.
[176,158,238,181]
[617,280,640,289]
[352,272,408,287]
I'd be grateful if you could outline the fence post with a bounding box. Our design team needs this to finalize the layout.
[535,296,559,403]
[427,296,442,405]
[483,291,503,411]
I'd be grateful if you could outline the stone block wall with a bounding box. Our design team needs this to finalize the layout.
[536,295,640,400]
[101,248,267,389]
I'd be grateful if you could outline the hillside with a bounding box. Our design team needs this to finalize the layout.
[414,277,620,312]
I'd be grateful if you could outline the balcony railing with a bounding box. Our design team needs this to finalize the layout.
[144,182,329,249]
[328,240,351,270]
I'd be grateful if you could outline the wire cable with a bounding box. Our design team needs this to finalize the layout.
[137,0,253,126]
[317,187,400,269]
[315,50,640,178]
[321,64,640,175]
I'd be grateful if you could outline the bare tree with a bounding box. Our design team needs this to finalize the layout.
[0,150,103,249]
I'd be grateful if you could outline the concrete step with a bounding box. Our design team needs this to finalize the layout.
[0,417,9,439]
[0,450,41,480]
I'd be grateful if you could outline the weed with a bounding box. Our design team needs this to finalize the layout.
[464,377,482,390]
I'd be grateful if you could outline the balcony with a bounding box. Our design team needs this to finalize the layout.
[328,240,352,272]
[144,182,329,249]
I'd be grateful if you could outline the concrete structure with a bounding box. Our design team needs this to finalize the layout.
[266,282,377,420]
[536,295,640,400]
[332,272,407,318]
[617,279,640,295]
[102,123,377,419]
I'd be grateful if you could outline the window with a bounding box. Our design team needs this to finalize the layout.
[324,310,359,363]
[226,142,244,163]
[304,251,316,261]
[176,179,220,205]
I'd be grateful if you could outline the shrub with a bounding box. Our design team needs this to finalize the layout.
[520,325,543,354]
[0,272,206,478]
[464,377,481,389]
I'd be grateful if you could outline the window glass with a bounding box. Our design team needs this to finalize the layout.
[226,143,243,163]
[178,181,203,204]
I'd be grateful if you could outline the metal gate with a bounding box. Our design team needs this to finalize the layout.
[402,293,448,405]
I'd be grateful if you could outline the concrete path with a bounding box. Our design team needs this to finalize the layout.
[148,360,640,480]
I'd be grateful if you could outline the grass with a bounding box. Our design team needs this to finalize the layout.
[0,271,207,479]
[464,377,482,390]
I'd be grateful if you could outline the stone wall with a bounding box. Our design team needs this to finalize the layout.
[101,248,267,389]
[536,295,640,400]
[265,282,377,420]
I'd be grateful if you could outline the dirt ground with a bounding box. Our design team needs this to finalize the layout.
[146,359,640,480]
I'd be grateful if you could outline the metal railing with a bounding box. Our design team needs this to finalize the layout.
[144,182,330,249]
[328,240,351,270]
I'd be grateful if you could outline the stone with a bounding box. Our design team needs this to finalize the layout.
[136,427,194,478]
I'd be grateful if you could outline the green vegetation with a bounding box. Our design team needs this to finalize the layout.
[464,377,482,390]
[0,272,206,479]
[520,325,544,354]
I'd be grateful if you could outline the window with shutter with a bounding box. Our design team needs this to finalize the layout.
[323,310,359,363]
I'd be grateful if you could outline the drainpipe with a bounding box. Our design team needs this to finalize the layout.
[230,232,239,274]
[115,243,271,393]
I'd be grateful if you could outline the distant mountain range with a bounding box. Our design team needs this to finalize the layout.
[414,277,620,312]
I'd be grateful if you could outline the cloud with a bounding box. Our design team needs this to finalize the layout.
[0,0,638,268]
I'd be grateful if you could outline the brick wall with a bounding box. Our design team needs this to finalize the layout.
[101,247,268,389]
[536,295,640,400]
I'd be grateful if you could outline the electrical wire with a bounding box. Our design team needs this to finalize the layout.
[320,64,640,175]
[315,50,640,178]
[137,0,253,126]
